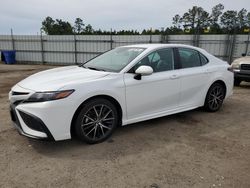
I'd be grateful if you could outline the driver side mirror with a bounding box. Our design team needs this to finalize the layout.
[134,66,153,80]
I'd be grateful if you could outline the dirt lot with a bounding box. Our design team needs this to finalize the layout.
[0,63,250,188]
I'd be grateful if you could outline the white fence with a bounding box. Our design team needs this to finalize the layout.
[0,34,249,64]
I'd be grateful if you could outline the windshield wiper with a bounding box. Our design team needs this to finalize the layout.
[87,67,106,72]
[79,64,85,68]
[79,64,105,71]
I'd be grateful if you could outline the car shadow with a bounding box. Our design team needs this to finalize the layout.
[237,82,250,89]
[29,108,215,160]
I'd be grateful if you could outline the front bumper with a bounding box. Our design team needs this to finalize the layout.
[234,69,250,81]
[9,84,75,141]
[10,103,55,141]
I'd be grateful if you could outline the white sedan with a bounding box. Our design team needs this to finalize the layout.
[9,44,233,144]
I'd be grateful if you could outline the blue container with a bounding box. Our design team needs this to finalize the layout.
[2,50,16,64]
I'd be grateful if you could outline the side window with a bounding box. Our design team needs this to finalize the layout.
[149,52,160,63]
[131,48,174,73]
[199,53,209,65]
[132,52,154,72]
[178,48,201,68]
[154,49,174,72]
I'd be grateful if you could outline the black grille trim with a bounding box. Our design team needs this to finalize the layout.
[19,111,44,132]
[241,64,250,70]
[10,108,17,123]
[9,104,55,141]
[12,91,30,95]
[17,110,54,141]
[13,100,25,106]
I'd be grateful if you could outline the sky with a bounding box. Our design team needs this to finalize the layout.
[0,0,249,35]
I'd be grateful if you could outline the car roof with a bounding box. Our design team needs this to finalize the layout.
[123,43,203,51]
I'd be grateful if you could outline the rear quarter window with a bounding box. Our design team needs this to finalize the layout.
[199,53,209,65]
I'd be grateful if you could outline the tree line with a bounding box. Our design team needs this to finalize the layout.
[41,4,250,35]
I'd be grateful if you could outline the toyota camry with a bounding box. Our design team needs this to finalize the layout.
[9,44,233,144]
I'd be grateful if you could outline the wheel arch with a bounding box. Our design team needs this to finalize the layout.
[211,80,227,98]
[204,79,227,106]
[70,95,123,138]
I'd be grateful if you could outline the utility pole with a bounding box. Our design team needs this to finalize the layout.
[74,34,77,64]
[245,30,250,55]
[110,28,113,50]
[228,20,237,64]
[11,28,15,50]
[40,29,44,64]
[149,27,152,43]
[160,27,165,43]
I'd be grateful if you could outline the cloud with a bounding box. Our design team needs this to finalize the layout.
[0,0,249,34]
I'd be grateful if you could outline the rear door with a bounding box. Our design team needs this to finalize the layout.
[176,48,210,108]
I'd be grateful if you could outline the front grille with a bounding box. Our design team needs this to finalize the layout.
[12,91,29,95]
[13,100,25,106]
[10,108,17,122]
[241,64,250,70]
[9,105,22,129]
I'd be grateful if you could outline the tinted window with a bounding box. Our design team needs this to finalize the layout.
[178,48,201,68]
[132,48,174,72]
[200,53,209,65]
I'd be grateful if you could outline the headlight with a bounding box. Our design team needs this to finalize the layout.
[231,63,240,69]
[26,90,74,102]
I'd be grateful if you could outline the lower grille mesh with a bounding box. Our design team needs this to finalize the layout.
[241,64,250,70]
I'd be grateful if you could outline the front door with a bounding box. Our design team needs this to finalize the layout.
[124,48,181,121]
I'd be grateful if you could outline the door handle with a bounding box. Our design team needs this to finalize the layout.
[170,74,179,79]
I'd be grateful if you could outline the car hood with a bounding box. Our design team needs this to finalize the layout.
[233,56,250,64]
[17,66,109,91]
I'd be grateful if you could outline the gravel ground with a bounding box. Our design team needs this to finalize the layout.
[0,63,250,188]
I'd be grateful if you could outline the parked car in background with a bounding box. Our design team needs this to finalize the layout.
[231,52,250,86]
[9,44,233,144]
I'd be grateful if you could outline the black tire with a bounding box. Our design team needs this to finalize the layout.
[204,83,226,112]
[234,78,241,86]
[74,98,118,144]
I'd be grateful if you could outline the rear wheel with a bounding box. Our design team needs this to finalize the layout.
[204,83,225,112]
[74,98,118,144]
[234,78,241,86]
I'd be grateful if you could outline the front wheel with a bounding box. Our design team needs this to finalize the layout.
[204,83,225,112]
[74,98,118,144]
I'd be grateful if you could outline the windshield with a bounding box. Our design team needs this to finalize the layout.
[83,47,145,72]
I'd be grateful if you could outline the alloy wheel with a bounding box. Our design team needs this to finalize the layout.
[207,85,224,111]
[81,104,115,141]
